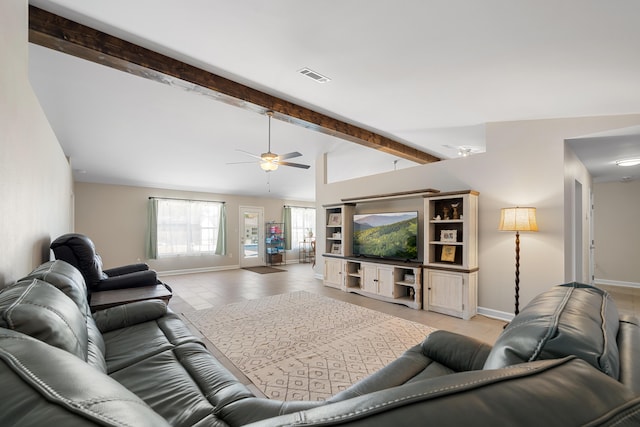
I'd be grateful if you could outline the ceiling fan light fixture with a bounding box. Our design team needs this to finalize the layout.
[260,161,278,172]
[615,158,640,167]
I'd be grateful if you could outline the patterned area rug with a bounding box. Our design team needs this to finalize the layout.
[184,291,435,401]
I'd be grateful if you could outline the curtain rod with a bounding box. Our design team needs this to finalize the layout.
[284,205,315,209]
[149,196,225,204]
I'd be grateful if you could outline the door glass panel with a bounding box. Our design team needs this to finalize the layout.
[243,212,259,259]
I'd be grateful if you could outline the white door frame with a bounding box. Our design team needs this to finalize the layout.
[239,206,264,267]
[589,189,595,284]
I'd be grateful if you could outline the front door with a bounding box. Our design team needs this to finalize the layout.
[239,206,264,267]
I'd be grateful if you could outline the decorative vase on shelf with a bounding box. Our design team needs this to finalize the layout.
[451,203,460,219]
[442,206,450,220]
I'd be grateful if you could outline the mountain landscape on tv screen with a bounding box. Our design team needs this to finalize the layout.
[353,213,418,260]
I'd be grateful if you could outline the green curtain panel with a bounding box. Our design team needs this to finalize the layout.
[215,203,227,255]
[145,198,158,259]
[283,206,292,251]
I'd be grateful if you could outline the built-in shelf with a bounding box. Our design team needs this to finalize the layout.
[322,190,479,315]
[342,259,422,309]
[423,191,479,319]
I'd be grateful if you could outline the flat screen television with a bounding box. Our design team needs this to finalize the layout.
[353,211,418,261]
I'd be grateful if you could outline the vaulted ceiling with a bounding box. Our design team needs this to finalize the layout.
[27,1,640,201]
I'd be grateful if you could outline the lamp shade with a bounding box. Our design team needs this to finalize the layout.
[499,207,538,232]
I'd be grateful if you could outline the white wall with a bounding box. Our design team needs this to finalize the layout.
[0,0,73,287]
[74,182,314,273]
[316,114,640,317]
[593,180,640,286]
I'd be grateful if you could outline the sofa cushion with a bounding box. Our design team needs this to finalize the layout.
[20,260,107,371]
[20,260,89,310]
[109,342,256,426]
[483,282,620,379]
[0,328,169,426]
[102,310,203,374]
[93,299,168,333]
[0,279,88,361]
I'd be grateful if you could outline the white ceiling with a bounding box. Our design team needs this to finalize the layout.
[27,0,640,200]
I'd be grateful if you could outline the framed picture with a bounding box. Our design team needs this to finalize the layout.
[440,229,457,243]
[441,245,456,262]
[331,243,342,254]
[328,213,342,226]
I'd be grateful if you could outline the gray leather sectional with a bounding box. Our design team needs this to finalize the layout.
[0,260,639,426]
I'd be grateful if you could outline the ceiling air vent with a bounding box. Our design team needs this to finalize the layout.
[298,67,331,83]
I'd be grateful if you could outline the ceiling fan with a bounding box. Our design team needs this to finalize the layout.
[229,111,310,172]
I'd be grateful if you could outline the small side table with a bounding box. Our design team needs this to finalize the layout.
[90,284,173,312]
[299,239,316,264]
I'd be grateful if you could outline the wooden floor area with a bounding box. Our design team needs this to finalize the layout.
[164,263,506,345]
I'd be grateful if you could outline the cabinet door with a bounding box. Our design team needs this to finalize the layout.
[376,266,395,298]
[361,264,378,294]
[324,258,344,289]
[428,270,463,313]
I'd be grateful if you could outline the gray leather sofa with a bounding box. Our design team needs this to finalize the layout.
[1,260,639,426]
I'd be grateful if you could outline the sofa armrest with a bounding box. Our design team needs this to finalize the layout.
[329,331,491,403]
[328,343,436,402]
[93,299,168,333]
[617,314,640,394]
[103,263,149,276]
[422,330,492,371]
[244,357,640,427]
[97,269,158,291]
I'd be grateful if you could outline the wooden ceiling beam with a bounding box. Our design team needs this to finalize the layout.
[28,6,440,165]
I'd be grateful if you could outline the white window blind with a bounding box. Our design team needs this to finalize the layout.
[290,207,316,250]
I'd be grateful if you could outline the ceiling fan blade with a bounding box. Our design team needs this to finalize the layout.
[226,160,259,165]
[235,149,263,160]
[278,151,302,160]
[278,161,311,169]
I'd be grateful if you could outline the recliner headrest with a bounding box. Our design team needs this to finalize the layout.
[51,233,105,288]
[483,282,620,379]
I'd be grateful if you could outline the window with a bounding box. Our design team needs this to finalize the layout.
[289,207,316,250]
[156,199,222,257]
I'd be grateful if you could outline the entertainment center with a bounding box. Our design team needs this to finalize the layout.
[322,189,478,319]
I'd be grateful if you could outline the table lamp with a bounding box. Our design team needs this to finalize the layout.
[499,207,538,315]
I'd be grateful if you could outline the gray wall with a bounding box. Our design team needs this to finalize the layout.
[0,0,73,287]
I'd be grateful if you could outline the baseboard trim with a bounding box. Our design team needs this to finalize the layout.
[477,306,514,322]
[595,278,640,289]
[158,265,240,276]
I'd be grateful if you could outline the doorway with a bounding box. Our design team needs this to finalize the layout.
[574,180,583,282]
[239,206,264,267]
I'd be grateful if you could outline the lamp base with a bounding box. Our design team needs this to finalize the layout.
[514,231,520,316]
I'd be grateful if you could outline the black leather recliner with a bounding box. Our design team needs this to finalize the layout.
[50,233,159,292]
